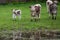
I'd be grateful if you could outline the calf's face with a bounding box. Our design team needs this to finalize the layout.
[35,6,40,12]
[29,5,36,17]
[29,5,35,12]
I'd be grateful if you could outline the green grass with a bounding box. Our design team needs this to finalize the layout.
[0,3,60,31]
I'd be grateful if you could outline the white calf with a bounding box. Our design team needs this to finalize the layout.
[12,9,21,20]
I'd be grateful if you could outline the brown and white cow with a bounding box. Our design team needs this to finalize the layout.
[29,4,41,21]
[12,9,21,20]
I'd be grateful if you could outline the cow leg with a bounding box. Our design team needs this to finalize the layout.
[48,10,51,18]
[31,17,33,21]
[37,13,40,19]
[34,17,37,22]
[36,12,40,21]
[55,17,56,20]
[39,14,40,19]
[12,14,16,20]
[48,8,52,19]
[31,19,32,21]
[31,16,36,22]
[36,14,40,21]
[54,13,57,20]
[48,13,51,18]
[52,13,54,20]
[52,16,54,20]
[31,12,35,21]
[18,15,21,20]
[35,19,37,22]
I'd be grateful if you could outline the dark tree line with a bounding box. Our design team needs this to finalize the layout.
[0,0,59,4]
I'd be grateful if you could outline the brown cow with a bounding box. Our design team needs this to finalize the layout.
[29,4,41,21]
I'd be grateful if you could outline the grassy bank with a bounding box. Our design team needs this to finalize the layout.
[0,3,60,31]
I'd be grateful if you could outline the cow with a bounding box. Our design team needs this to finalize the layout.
[49,1,57,20]
[46,0,53,18]
[29,4,41,21]
[12,9,21,20]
